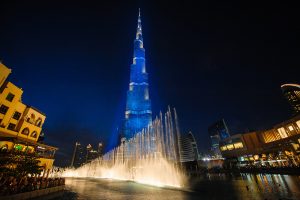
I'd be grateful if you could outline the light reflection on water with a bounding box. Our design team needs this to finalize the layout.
[58,174,300,200]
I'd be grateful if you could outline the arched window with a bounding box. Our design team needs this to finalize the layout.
[21,128,30,136]
[36,118,43,127]
[31,131,37,138]
[0,144,8,152]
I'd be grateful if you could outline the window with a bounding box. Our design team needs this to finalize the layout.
[0,144,8,152]
[30,131,37,138]
[0,105,9,114]
[6,93,15,102]
[296,120,300,129]
[13,111,21,120]
[277,127,288,138]
[234,142,244,149]
[288,126,294,131]
[144,88,149,100]
[21,128,29,136]
[226,144,234,150]
[36,118,42,127]
[7,123,16,130]
[220,146,227,151]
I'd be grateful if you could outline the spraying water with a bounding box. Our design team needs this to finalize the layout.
[63,108,186,188]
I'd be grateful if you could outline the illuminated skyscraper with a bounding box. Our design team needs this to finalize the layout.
[124,9,152,139]
[208,119,230,157]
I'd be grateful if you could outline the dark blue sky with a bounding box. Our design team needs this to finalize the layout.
[1,1,299,166]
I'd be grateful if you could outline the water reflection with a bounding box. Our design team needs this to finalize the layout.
[59,174,300,200]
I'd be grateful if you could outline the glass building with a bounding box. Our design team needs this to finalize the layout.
[123,10,152,139]
[208,119,230,156]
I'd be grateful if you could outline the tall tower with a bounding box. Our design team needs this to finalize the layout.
[124,9,152,139]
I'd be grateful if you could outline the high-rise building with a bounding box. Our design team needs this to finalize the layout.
[86,144,99,163]
[0,62,57,171]
[179,131,199,162]
[281,84,300,115]
[70,142,85,168]
[208,119,230,156]
[123,9,152,139]
[97,142,103,157]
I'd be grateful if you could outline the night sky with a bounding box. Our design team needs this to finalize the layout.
[1,1,299,166]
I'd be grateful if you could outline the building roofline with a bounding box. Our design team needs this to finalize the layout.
[26,105,46,116]
[281,83,300,90]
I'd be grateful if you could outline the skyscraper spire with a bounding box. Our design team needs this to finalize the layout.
[136,8,143,41]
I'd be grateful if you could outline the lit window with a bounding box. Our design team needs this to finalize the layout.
[233,142,244,149]
[21,128,30,136]
[6,93,15,102]
[30,131,37,138]
[142,65,146,73]
[296,120,300,129]
[277,127,288,138]
[130,85,133,91]
[288,126,294,131]
[226,144,234,150]
[36,118,43,127]
[144,88,149,100]
[220,146,227,151]
[0,105,9,114]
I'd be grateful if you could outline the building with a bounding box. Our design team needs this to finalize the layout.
[71,142,104,167]
[220,115,300,166]
[86,144,99,163]
[97,142,103,157]
[208,119,230,157]
[281,84,300,115]
[70,142,85,168]
[179,131,199,163]
[123,9,152,140]
[0,62,57,172]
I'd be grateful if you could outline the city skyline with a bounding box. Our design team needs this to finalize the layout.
[0,1,299,166]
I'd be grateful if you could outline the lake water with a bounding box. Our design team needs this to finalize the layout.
[57,174,300,200]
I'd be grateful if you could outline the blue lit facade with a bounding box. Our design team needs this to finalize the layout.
[208,119,230,156]
[124,10,152,139]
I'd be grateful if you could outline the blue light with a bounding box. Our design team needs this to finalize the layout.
[124,12,152,139]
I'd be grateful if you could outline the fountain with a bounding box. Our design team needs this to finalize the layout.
[63,108,186,188]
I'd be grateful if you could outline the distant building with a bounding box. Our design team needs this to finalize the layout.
[179,131,199,162]
[208,119,230,156]
[281,84,300,115]
[97,142,103,157]
[0,62,57,172]
[70,142,85,168]
[86,144,99,163]
[220,115,300,167]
